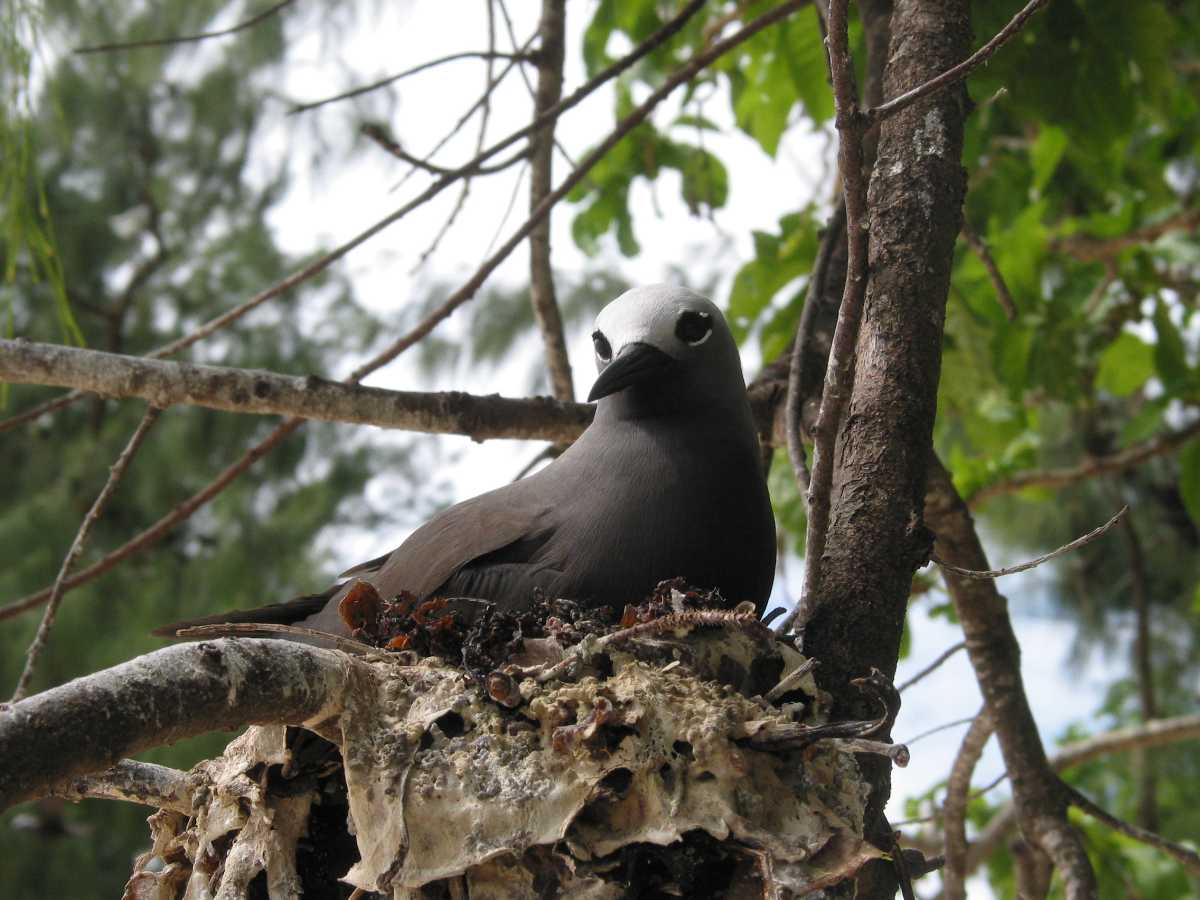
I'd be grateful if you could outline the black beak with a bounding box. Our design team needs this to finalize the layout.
[587,342,678,402]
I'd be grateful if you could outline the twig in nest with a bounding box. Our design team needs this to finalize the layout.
[932,506,1126,579]
[766,657,819,703]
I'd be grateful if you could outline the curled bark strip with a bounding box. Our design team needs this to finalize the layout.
[0,638,355,813]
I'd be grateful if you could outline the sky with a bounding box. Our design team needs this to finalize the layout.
[241,0,1121,889]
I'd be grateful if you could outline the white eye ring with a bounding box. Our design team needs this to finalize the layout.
[675,309,713,346]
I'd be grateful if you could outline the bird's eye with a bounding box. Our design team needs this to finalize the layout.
[592,330,612,361]
[675,310,713,346]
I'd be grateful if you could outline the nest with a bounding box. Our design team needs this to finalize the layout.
[125,584,891,899]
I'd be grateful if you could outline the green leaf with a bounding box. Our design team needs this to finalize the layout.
[1180,440,1200,529]
[1095,331,1155,397]
[1152,301,1191,393]
[1030,125,1068,192]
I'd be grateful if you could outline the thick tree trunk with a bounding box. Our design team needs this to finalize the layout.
[801,3,970,877]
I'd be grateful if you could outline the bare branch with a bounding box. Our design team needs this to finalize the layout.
[775,0,870,638]
[925,455,1098,896]
[360,123,527,177]
[289,50,528,115]
[865,0,1052,124]
[931,506,1126,579]
[897,640,966,693]
[785,202,848,499]
[10,406,163,702]
[967,713,1200,871]
[971,418,1200,504]
[0,340,592,441]
[528,0,575,402]
[75,0,296,54]
[49,760,193,815]
[942,709,993,900]
[1053,207,1200,263]
[0,638,355,813]
[902,714,978,746]
[347,0,809,383]
[961,221,1017,321]
[1065,782,1200,877]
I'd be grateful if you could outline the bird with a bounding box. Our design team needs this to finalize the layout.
[160,284,776,638]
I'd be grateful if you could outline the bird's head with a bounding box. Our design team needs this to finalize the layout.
[587,284,747,415]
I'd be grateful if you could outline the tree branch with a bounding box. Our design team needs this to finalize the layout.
[74,0,297,54]
[0,339,593,441]
[776,0,870,637]
[925,455,1098,897]
[966,712,1200,871]
[528,0,575,402]
[10,405,163,701]
[897,640,966,693]
[961,221,1017,321]
[290,50,528,115]
[48,759,193,815]
[0,638,355,813]
[942,709,993,900]
[1052,207,1200,263]
[864,0,1052,124]
[970,418,1200,505]
[1064,782,1200,877]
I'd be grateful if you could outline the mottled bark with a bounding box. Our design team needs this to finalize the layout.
[0,638,353,812]
[801,0,969,731]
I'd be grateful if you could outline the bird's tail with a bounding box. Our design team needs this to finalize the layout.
[151,586,340,638]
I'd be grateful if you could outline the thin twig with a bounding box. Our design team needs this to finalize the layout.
[75,0,297,54]
[527,0,575,402]
[931,506,1126,579]
[784,203,847,497]
[1053,207,1200,263]
[943,709,994,900]
[765,657,819,703]
[0,417,303,623]
[897,640,966,693]
[961,221,1017,320]
[288,50,527,115]
[361,123,526,177]
[775,0,868,638]
[10,406,163,701]
[865,0,1052,124]
[408,1,500,275]
[346,0,807,383]
[971,418,1200,505]
[1064,781,1200,877]
[903,714,978,746]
